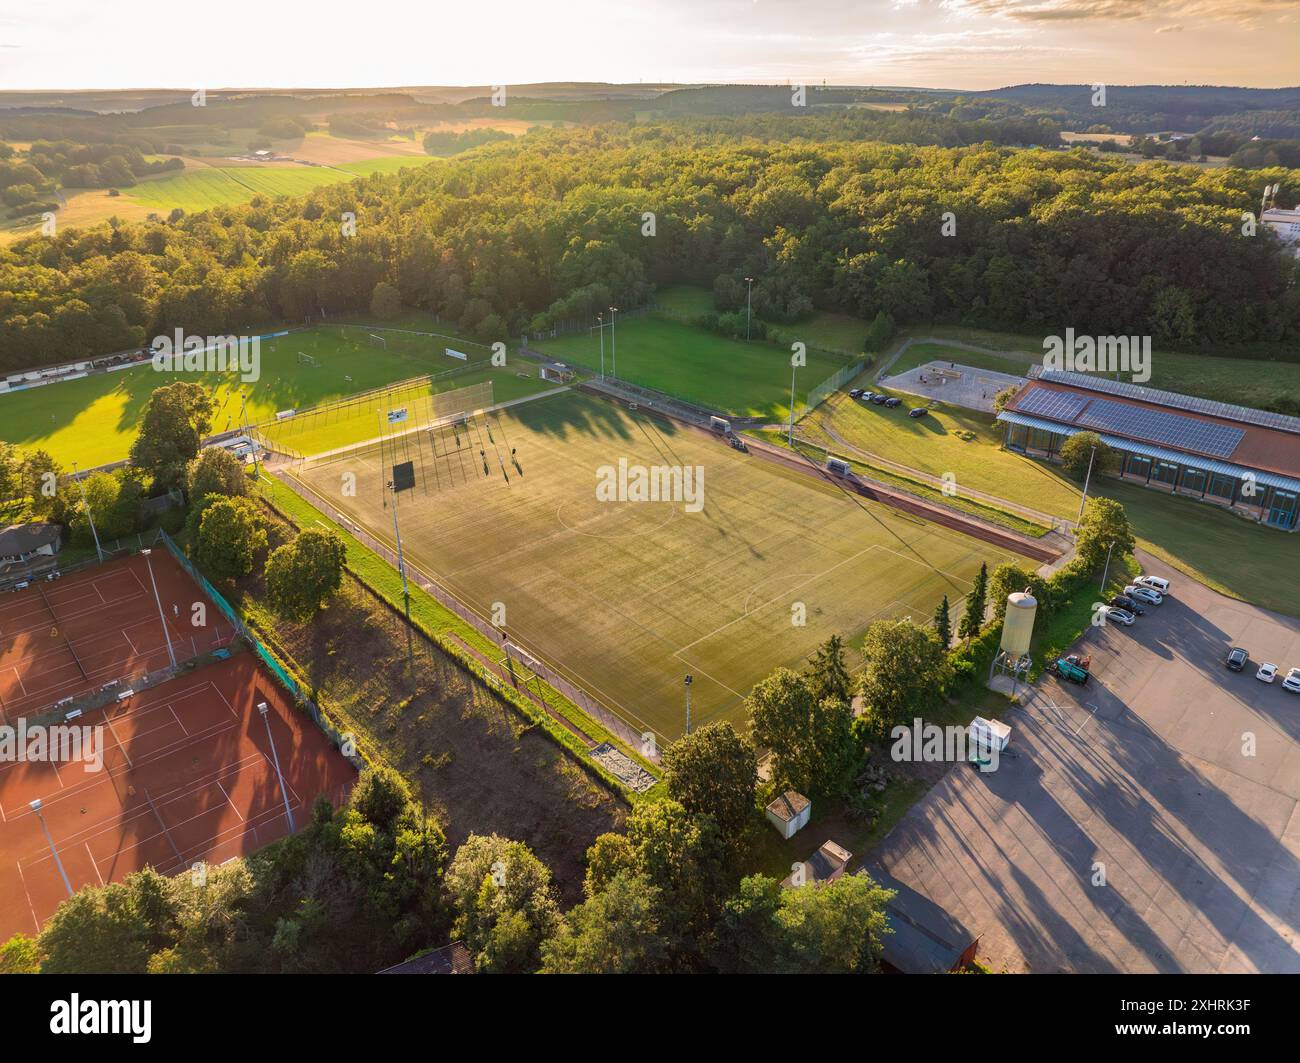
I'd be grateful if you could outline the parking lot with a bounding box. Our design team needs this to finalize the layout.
[874,551,1300,972]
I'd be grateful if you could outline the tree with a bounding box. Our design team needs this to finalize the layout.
[186,446,249,504]
[66,469,144,546]
[988,563,1054,621]
[662,722,757,856]
[863,310,894,353]
[38,869,173,974]
[265,528,346,621]
[0,934,40,974]
[805,633,852,704]
[1058,431,1118,481]
[992,385,1020,413]
[129,382,215,488]
[857,618,952,740]
[747,668,858,798]
[933,595,952,648]
[1075,496,1135,575]
[957,562,989,640]
[540,872,665,974]
[194,496,267,582]
[711,872,894,974]
[370,280,402,319]
[16,448,64,519]
[444,834,560,974]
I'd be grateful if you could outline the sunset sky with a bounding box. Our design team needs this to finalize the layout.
[0,0,1297,91]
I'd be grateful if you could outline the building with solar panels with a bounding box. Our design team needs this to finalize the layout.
[997,369,1300,531]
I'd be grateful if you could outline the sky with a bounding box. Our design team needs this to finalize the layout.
[0,0,1297,92]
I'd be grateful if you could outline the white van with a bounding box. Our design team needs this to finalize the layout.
[1134,575,1170,595]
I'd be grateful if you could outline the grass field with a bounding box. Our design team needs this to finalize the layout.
[534,314,854,420]
[0,323,503,468]
[655,284,867,355]
[288,389,1031,741]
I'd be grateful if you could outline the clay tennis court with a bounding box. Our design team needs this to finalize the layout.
[0,652,355,939]
[0,550,236,722]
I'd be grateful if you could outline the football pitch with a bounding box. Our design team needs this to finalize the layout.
[534,315,855,421]
[286,389,1030,740]
[0,323,530,469]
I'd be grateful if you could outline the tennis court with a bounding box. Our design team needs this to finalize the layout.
[0,653,355,940]
[0,551,235,723]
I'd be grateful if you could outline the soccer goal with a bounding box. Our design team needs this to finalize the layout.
[298,352,321,367]
[368,334,388,350]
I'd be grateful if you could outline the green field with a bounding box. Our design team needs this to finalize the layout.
[288,389,1030,741]
[121,163,417,212]
[655,283,867,355]
[0,324,500,469]
[534,314,854,420]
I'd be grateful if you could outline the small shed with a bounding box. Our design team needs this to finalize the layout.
[765,790,811,840]
[782,839,851,889]
[377,940,475,975]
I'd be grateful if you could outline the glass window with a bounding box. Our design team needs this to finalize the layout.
[1208,474,1237,500]
[1152,462,1179,486]
[1126,455,1151,479]
[1180,468,1206,493]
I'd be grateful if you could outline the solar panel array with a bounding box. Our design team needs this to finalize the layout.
[1037,370,1300,436]
[1076,397,1245,457]
[1016,389,1089,422]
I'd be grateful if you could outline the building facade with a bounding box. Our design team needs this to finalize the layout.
[997,370,1300,531]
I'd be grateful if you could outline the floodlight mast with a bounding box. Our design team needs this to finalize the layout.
[684,673,694,735]
[387,479,415,668]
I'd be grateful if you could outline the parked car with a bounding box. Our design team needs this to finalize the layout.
[860,391,877,402]
[1124,585,1163,606]
[1256,662,1278,684]
[1283,668,1300,694]
[908,407,928,419]
[870,393,888,405]
[849,388,863,399]
[1109,594,1144,616]
[1134,575,1171,595]
[884,397,902,408]
[1226,647,1249,672]
[1101,605,1136,626]
[729,436,748,453]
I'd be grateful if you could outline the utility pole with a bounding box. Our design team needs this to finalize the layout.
[387,480,415,669]
[597,312,605,380]
[684,673,693,735]
[240,391,261,477]
[609,306,619,378]
[1076,443,1097,528]
[70,461,103,563]
[788,361,798,446]
[744,277,754,341]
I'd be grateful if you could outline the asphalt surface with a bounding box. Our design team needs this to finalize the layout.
[873,551,1300,973]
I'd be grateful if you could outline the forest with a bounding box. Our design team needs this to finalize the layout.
[1,115,1298,375]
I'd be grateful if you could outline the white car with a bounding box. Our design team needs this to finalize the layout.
[1283,669,1300,694]
[1134,575,1170,595]
[1124,585,1163,606]
[1257,663,1278,684]
[1101,605,1136,626]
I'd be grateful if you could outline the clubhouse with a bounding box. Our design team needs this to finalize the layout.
[997,369,1300,531]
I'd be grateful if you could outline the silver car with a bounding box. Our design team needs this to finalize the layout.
[1124,584,1163,606]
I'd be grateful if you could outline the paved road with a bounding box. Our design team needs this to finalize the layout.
[872,551,1300,973]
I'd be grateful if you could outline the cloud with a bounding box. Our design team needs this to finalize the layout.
[941,0,1300,25]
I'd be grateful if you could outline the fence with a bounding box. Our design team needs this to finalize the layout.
[524,303,654,344]
[796,358,866,421]
[156,529,366,771]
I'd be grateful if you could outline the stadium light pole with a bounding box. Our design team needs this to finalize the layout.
[787,361,798,446]
[744,277,754,341]
[387,480,415,669]
[140,548,177,671]
[684,674,693,735]
[608,306,618,379]
[1100,540,1115,591]
[240,391,261,478]
[597,312,605,380]
[30,799,74,898]
[1076,443,1098,529]
[257,702,297,834]
[70,461,104,564]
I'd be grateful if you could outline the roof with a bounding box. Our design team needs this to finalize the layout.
[1004,374,1300,482]
[0,523,61,555]
[782,840,852,888]
[864,866,978,974]
[765,790,810,823]
[377,941,475,975]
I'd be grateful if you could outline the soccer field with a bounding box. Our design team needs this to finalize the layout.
[287,389,1030,740]
[534,315,855,421]
[0,323,502,469]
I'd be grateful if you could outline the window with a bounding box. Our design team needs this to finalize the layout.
[1006,424,1028,451]
[1027,427,1054,452]
[1152,461,1179,486]
[1180,468,1206,494]
[1125,455,1152,480]
[1208,474,1237,501]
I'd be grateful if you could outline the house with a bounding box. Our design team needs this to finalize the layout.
[0,522,62,588]
[765,790,811,840]
[864,865,980,973]
[998,368,1300,530]
[1262,206,1300,256]
[782,839,851,888]
[377,940,474,974]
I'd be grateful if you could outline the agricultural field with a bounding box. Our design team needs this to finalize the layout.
[0,323,507,469]
[288,388,1031,742]
[534,314,854,420]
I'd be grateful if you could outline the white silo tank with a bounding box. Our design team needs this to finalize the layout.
[999,590,1037,658]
